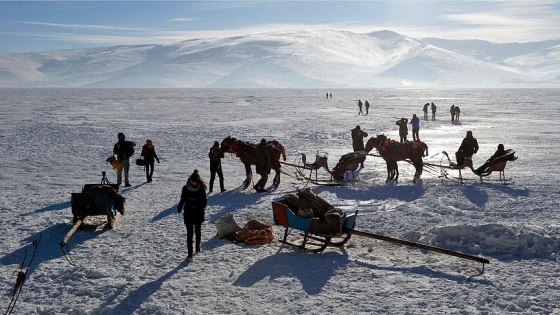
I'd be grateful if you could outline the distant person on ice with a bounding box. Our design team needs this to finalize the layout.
[423,103,429,119]
[410,114,420,141]
[141,139,160,183]
[357,99,363,115]
[177,169,207,262]
[396,118,408,143]
[253,139,271,193]
[208,141,226,193]
[351,125,368,167]
[431,102,437,120]
[113,132,136,187]
[454,106,461,121]
[455,131,479,166]
[364,100,370,115]
[450,104,456,122]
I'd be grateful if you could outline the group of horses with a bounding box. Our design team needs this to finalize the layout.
[219,134,430,189]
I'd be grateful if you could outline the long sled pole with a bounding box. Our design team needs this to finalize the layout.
[348,229,490,264]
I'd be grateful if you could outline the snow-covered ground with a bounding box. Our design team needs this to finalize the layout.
[1,88,559,314]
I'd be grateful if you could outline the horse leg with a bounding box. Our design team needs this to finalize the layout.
[243,163,252,188]
[394,162,399,181]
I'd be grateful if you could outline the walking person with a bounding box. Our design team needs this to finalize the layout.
[141,139,160,183]
[253,139,271,193]
[177,169,208,262]
[113,132,136,187]
[410,114,420,141]
[357,99,363,115]
[396,118,408,143]
[364,100,370,115]
[431,102,437,120]
[208,141,225,193]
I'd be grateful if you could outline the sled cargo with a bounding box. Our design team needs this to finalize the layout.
[70,183,123,227]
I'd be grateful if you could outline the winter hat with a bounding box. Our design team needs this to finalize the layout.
[118,133,125,140]
[146,139,153,145]
[260,139,267,145]
[188,169,201,184]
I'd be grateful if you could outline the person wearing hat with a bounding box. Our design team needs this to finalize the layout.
[396,118,408,143]
[113,133,136,187]
[455,131,479,166]
[141,139,160,183]
[253,139,271,193]
[208,141,225,193]
[177,169,208,261]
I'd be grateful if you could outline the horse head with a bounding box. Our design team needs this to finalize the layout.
[365,134,387,153]
[220,136,237,154]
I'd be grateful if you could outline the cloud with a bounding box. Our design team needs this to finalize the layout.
[167,18,195,23]
[19,21,148,31]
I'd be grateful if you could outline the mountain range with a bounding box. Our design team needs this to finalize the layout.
[1,30,559,88]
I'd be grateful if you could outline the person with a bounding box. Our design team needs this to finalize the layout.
[357,99,363,115]
[177,169,208,261]
[454,106,461,121]
[329,93,332,99]
[455,131,479,166]
[326,92,329,99]
[141,139,160,183]
[450,104,456,122]
[351,125,368,167]
[208,141,225,193]
[253,139,271,193]
[113,133,136,187]
[431,102,437,120]
[396,118,408,143]
[423,103,429,119]
[410,114,420,141]
[364,100,370,115]
[475,144,507,174]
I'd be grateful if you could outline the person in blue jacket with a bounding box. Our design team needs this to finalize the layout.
[410,114,420,141]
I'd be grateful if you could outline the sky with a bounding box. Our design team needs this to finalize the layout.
[1,1,560,54]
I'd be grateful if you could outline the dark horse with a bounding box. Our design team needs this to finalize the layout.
[365,135,428,183]
[220,136,286,189]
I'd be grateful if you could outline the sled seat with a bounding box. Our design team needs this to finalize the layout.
[479,160,508,183]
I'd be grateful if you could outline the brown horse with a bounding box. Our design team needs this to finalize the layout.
[220,136,286,189]
[365,135,428,183]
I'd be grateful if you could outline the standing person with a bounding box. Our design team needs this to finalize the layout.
[177,169,208,261]
[113,132,136,187]
[253,139,271,193]
[208,141,225,193]
[326,92,329,99]
[329,93,332,99]
[455,131,479,166]
[357,99,363,115]
[364,100,370,115]
[423,103,429,119]
[431,102,437,120]
[410,114,420,141]
[450,104,456,122]
[454,106,461,121]
[141,139,160,183]
[351,125,368,167]
[396,118,408,143]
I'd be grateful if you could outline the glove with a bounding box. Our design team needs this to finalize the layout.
[177,206,182,214]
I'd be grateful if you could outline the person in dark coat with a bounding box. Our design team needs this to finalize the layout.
[410,114,420,141]
[357,99,363,115]
[396,118,408,143]
[177,169,208,261]
[364,100,370,115]
[113,132,136,187]
[475,144,507,174]
[431,102,437,120]
[141,139,160,183]
[455,131,479,165]
[351,125,368,167]
[253,139,271,193]
[450,104,456,122]
[208,141,225,193]
[423,103,429,119]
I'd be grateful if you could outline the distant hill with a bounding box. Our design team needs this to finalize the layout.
[1,29,558,88]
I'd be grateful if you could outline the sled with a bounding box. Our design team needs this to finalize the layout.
[272,201,358,252]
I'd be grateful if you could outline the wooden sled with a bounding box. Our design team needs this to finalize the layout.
[272,201,358,252]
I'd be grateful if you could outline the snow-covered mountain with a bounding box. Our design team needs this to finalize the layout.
[0,30,558,88]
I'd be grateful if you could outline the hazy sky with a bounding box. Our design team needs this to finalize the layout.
[1,1,559,53]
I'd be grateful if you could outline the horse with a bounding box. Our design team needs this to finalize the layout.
[220,136,286,189]
[365,135,428,183]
